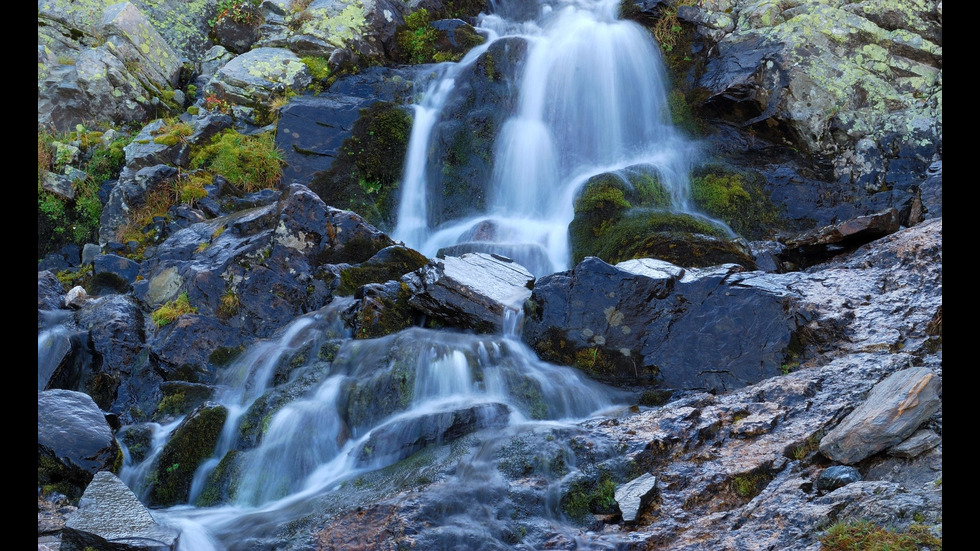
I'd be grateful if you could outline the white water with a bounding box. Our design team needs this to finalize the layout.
[393,0,696,275]
[111,1,697,546]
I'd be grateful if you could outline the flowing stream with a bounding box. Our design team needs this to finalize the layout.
[118,1,697,547]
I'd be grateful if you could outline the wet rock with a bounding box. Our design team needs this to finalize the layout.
[920,161,942,219]
[76,295,145,409]
[149,315,246,382]
[62,471,179,551]
[781,208,901,267]
[91,254,140,293]
[38,390,120,499]
[404,252,534,333]
[344,281,417,339]
[888,429,941,459]
[38,271,65,314]
[815,465,862,494]
[424,37,528,226]
[615,472,658,522]
[819,366,941,464]
[523,257,805,391]
[276,94,374,184]
[148,402,228,506]
[355,402,511,465]
[337,245,428,296]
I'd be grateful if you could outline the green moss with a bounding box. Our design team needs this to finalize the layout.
[300,55,331,81]
[310,102,413,230]
[397,9,437,64]
[561,471,619,522]
[190,130,284,192]
[149,404,228,506]
[151,292,197,327]
[195,450,242,506]
[819,520,942,551]
[689,164,783,240]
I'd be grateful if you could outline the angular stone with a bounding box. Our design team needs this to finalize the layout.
[615,472,658,522]
[100,2,181,87]
[404,253,534,333]
[819,367,941,464]
[889,429,941,459]
[816,465,862,494]
[206,47,312,108]
[783,209,901,250]
[63,471,179,551]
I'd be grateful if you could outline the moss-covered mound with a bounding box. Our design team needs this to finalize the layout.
[310,102,413,231]
[148,403,227,506]
[337,246,428,296]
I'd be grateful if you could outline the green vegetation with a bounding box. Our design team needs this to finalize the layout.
[149,405,228,506]
[38,129,131,261]
[300,55,331,82]
[191,130,284,192]
[689,165,782,240]
[397,9,438,64]
[310,102,412,230]
[561,471,619,522]
[151,292,197,327]
[151,120,192,146]
[819,520,942,551]
[789,431,824,461]
[218,288,240,319]
[210,0,260,28]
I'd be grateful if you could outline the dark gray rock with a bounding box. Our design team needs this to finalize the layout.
[62,471,179,551]
[523,257,807,391]
[148,402,228,506]
[819,367,941,464]
[38,390,120,498]
[815,465,862,494]
[889,429,941,459]
[92,254,141,293]
[149,315,247,382]
[38,271,65,313]
[783,208,901,250]
[100,164,179,245]
[920,161,942,219]
[404,252,534,333]
[615,473,658,522]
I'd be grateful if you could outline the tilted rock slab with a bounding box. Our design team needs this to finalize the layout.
[404,253,534,334]
[63,471,179,551]
[38,390,120,495]
[819,366,941,464]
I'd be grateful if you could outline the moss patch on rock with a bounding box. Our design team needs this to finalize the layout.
[310,102,413,231]
[148,403,228,506]
[690,163,783,240]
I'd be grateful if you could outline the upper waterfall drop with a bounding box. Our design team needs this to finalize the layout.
[392,0,695,276]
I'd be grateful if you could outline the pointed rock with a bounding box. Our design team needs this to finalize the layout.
[615,472,657,523]
[63,471,180,551]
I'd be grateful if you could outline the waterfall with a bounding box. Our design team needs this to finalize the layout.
[393,0,695,275]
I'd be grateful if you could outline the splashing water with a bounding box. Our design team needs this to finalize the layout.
[393,0,697,275]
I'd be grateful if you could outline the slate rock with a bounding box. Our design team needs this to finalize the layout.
[819,367,941,464]
[404,253,534,333]
[92,253,141,293]
[62,471,179,551]
[888,429,941,459]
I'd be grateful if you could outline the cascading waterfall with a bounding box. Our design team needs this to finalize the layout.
[107,2,702,548]
[393,0,697,275]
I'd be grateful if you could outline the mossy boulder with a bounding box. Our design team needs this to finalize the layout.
[345,281,418,339]
[205,47,312,124]
[394,9,486,64]
[309,101,413,231]
[561,471,620,523]
[337,245,428,296]
[569,168,753,268]
[148,402,228,506]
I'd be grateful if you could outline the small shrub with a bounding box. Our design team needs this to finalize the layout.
[151,121,193,146]
[151,292,197,327]
[218,289,240,319]
[190,130,284,192]
[300,56,331,81]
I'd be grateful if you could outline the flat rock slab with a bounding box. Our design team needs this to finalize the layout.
[405,253,534,333]
[63,471,179,551]
[820,366,941,464]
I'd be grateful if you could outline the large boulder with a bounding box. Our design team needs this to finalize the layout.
[62,471,180,551]
[38,1,183,132]
[205,47,312,124]
[523,257,808,391]
[38,390,120,499]
[75,295,146,409]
